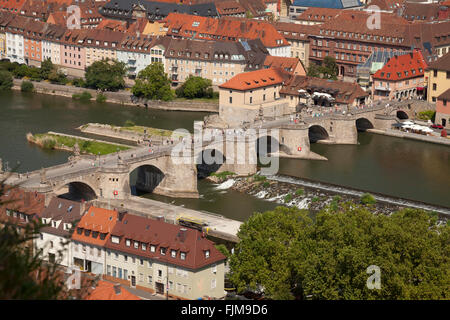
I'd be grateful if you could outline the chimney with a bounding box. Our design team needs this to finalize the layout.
[113,283,121,295]
[156,215,164,222]
[118,209,127,222]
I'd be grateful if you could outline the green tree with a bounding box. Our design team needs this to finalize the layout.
[132,62,174,101]
[12,64,30,79]
[306,63,321,78]
[85,58,127,91]
[0,70,13,91]
[40,58,54,80]
[229,204,450,300]
[176,75,213,99]
[21,81,34,93]
[320,56,338,80]
[47,69,67,85]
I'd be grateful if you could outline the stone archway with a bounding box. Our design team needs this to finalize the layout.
[129,164,165,196]
[308,125,329,143]
[356,118,374,132]
[196,149,226,179]
[396,110,409,119]
[55,181,97,201]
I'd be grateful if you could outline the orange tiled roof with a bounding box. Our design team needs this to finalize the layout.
[296,7,341,22]
[164,13,289,48]
[373,50,427,81]
[263,55,304,74]
[219,67,288,90]
[71,206,118,247]
[85,281,141,300]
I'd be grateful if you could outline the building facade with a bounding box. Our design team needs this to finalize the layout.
[435,88,450,129]
[425,52,450,103]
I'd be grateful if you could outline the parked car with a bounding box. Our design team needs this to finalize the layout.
[431,124,444,129]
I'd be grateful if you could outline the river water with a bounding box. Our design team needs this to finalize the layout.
[1,91,449,221]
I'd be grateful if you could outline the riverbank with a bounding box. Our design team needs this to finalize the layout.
[218,174,449,223]
[26,132,130,155]
[367,128,450,146]
[12,79,219,112]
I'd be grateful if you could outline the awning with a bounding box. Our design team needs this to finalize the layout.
[416,87,425,90]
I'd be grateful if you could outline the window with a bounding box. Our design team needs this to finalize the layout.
[229,96,232,104]
[112,267,117,278]
[150,245,156,252]
[212,264,217,274]
[148,276,152,284]
[118,268,122,279]
[249,97,252,104]
[134,241,139,249]
[124,269,128,280]
[107,265,111,276]
[111,236,120,244]
[125,239,131,247]
[124,255,128,262]
[140,259,144,265]
[158,270,162,277]
[447,71,450,79]
[180,252,186,260]
[433,83,437,91]
[205,250,210,259]
[142,243,147,251]
[171,250,177,258]
[160,247,166,255]
[433,70,438,77]
[50,241,53,248]
[148,261,152,268]
[211,279,216,289]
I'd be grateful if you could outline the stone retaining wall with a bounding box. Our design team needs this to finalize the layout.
[12,79,219,112]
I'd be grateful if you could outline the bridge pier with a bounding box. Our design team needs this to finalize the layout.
[329,118,358,144]
[279,127,311,156]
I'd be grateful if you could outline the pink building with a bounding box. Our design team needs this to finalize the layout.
[372,50,428,102]
[60,29,87,77]
[436,88,450,129]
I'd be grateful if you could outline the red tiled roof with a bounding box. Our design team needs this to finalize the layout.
[373,50,428,81]
[85,281,141,300]
[426,51,450,72]
[71,206,118,247]
[219,67,288,90]
[163,13,289,48]
[105,213,226,270]
[263,55,304,75]
[296,7,341,22]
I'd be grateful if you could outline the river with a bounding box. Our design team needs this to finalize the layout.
[0,91,449,221]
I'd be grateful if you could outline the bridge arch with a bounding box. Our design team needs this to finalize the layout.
[54,181,97,201]
[356,117,374,132]
[196,149,226,179]
[129,164,165,195]
[396,110,409,119]
[308,125,329,143]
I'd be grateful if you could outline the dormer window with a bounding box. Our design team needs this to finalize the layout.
[77,227,83,235]
[160,247,166,255]
[126,239,131,247]
[134,241,139,249]
[205,250,210,259]
[111,236,120,244]
[171,250,176,258]
[150,245,156,252]
[180,252,186,260]
[100,233,106,240]
[142,243,147,251]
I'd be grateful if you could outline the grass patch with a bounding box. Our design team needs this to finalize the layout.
[210,171,235,180]
[253,174,267,182]
[119,125,182,138]
[311,197,319,202]
[31,133,129,155]
[96,93,107,103]
[284,194,293,203]
[295,188,304,196]
[72,91,92,101]
[262,181,270,188]
[360,193,376,205]
[21,81,34,93]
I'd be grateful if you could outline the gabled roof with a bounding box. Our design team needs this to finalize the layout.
[426,51,450,72]
[0,187,45,228]
[437,88,450,101]
[105,213,226,270]
[373,50,427,81]
[39,197,84,237]
[296,7,341,22]
[219,67,288,90]
[263,55,305,75]
[85,281,141,300]
[71,206,118,247]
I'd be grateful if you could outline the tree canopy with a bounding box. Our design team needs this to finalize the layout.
[229,203,450,300]
[175,75,214,99]
[131,62,174,101]
[307,56,338,80]
[0,70,13,91]
[85,58,127,91]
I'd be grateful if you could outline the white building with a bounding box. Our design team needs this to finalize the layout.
[35,198,85,268]
[6,32,24,64]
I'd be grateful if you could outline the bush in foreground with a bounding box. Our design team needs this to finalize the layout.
[21,81,34,93]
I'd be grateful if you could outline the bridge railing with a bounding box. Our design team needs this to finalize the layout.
[47,167,99,184]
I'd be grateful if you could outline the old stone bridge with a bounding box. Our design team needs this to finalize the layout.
[1,103,405,202]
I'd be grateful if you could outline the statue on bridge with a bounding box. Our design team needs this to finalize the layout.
[73,142,81,157]
[40,167,47,185]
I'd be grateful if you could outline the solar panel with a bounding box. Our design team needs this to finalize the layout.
[240,40,251,51]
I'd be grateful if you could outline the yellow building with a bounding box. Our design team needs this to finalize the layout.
[425,52,450,103]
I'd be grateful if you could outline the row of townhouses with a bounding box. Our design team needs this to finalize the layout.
[0,188,227,300]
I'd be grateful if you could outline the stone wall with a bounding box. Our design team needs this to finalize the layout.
[12,79,219,112]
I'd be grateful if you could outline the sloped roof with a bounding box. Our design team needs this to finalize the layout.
[426,51,450,72]
[437,88,450,101]
[39,197,84,237]
[373,50,427,81]
[292,0,362,9]
[263,55,304,74]
[105,213,226,270]
[85,281,141,300]
[219,67,288,90]
[71,206,118,247]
